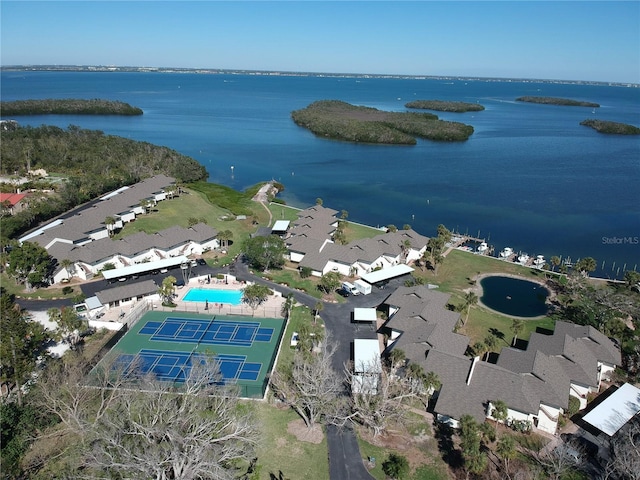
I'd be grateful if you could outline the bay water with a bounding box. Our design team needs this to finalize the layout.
[1,71,639,278]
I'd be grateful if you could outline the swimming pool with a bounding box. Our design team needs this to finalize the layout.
[182,288,243,305]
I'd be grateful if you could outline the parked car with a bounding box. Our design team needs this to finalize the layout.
[337,288,350,298]
[197,258,207,266]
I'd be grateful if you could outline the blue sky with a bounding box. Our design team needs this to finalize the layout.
[1,1,639,83]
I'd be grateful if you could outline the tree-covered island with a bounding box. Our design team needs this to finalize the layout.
[580,119,640,135]
[515,96,600,108]
[0,99,143,116]
[291,100,474,144]
[405,100,485,112]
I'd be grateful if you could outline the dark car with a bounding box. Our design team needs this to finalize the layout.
[337,288,351,298]
[197,258,207,266]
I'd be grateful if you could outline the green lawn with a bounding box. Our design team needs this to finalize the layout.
[113,187,268,265]
[254,402,329,480]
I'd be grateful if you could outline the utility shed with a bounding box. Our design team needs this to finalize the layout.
[353,307,377,324]
[582,383,640,436]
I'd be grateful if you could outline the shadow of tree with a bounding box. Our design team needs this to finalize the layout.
[434,422,463,469]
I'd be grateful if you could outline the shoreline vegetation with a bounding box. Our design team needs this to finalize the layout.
[580,119,640,135]
[291,100,474,144]
[0,98,143,116]
[405,99,485,112]
[515,96,600,107]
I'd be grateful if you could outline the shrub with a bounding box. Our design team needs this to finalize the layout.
[382,453,410,479]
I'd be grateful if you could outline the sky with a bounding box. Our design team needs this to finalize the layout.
[1,1,639,84]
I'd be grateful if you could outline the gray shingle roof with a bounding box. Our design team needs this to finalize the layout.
[384,287,621,427]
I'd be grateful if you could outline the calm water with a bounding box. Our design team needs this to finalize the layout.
[2,71,639,278]
[182,288,243,305]
[480,276,549,317]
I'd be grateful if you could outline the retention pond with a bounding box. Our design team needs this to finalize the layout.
[479,275,549,318]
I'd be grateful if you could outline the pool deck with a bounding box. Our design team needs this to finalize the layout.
[169,274,285,318]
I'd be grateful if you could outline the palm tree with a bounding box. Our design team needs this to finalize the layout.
[491,399,509,432]
[550,255,561,272]
[510,319,524,346]
[462,291,478,325]
[104,216,116,237]
[388,348,406,370]
[281,293,295,319]
[60,258,73,281]
[575,257,597,277]
[483,333,498,361]
[313,301,323,325]
[496,435,517,480]
[400,239,412,263]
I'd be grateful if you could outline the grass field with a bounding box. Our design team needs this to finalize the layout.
[254,402,329,480]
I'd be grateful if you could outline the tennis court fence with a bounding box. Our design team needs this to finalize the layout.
[153,302,282,318]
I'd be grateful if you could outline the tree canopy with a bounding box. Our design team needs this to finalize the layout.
[242,235,287,272]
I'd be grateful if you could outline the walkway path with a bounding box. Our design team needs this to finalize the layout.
[252,182,274,227]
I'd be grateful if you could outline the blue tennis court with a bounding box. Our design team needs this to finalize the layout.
[115,349,263,383]
[139,317,274,347]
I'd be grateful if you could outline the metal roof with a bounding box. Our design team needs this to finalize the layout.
[272,220,290,232]
[353,339,382,373]
[582,383,640,436]
[102,255,189,280]
[360,264,414,284]
[353,308,377,322]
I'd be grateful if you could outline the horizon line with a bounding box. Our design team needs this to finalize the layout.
[2,64,638,87]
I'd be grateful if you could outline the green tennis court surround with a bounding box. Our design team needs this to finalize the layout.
[97,311,285,398]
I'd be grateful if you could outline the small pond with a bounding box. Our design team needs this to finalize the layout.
[479,276,549,317]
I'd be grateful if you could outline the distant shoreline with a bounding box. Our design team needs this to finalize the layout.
[2,65,637,88]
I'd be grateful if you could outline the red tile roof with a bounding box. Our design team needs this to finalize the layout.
[0,193,26,206]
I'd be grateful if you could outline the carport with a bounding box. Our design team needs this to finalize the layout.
[352,307,377,324]
[360,264,414,286]
[582,383,640,436]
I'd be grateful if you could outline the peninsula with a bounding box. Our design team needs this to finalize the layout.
[291,100,474,144]
[405,100,485,112]
[0,99,143,116]
[516,96,600,108]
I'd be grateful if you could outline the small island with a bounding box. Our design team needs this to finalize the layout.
[516,96,600,108]
[0,99,144,116]
[291,100,474,144]
[580,119,640,135]
[405,100,485,112]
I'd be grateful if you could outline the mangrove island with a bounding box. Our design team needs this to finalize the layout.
[405,99,485,112]
[291,100,474,144]
[580,119,640,135]
[0,98,144,116]
[516,96,600,108]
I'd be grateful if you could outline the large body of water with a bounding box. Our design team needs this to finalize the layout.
[1,71,639,278]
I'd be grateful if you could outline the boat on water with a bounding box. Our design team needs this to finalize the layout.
[477,241,489,254]
[533,255,545,268]
[517,253,530,265]
[499,247,513,259]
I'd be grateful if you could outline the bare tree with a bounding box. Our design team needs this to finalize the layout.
[606,416,640,480]
[531,443,583,480]
[343,360,421,437]
[270,334,343,429]
[33,355,258,480]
